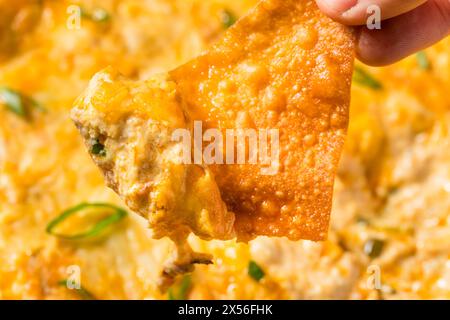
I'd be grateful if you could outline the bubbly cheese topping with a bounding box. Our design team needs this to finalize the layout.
[0,0,449,300]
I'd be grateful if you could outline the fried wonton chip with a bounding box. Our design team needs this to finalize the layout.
[171,0,355,241]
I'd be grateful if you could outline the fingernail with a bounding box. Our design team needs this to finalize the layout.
[320,0,358,14]
[342,2,362,19]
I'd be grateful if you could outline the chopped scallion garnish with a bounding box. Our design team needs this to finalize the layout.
[353,66,383,90]
[363,238,385,259]
[356,216,370,225]
[0,87,25,117]
[46,202,127,240]
[248,260,265,282]
[91,8,111,23]
[91,140,106,156]
[0,87,45,118]
[81,7,111,23]
[221,9,237,28]
[168,275,192,300]
[416,51,431,70]
[58,279,96,300]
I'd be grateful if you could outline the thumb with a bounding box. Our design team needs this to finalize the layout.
[316,0,428,25]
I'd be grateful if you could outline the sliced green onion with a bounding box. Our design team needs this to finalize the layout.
[168,275,192,300]
[221,9,237,28]
[29,97,47,113]
[416,51,431,70]
[0,87,26,117]
[46,202,127,240]
[364,238,385,259]
[79,7,90,19]
[81,7,111,23]
[381,283,397,295]
[91,140,106,156]
[356,216,370,225]
[353,66,383,90]
[0,87,45,118]
[248,260,265,282]
[91,8,111,23]
[58,279,96,300]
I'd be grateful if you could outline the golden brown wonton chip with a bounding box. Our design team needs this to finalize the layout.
[171,0,355,241]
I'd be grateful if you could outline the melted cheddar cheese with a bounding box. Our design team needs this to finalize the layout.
[0,0,449,300]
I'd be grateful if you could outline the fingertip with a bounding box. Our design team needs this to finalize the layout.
[356,29,394,66]
[317,0,429,26]
[315,0,358,21]
[356,48,395,67]
[355,0,450,67]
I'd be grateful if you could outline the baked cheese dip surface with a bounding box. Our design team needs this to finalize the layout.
[0,0,449,299]
[71,0,355,289]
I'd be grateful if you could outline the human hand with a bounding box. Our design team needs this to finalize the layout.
[315,0,450,65]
